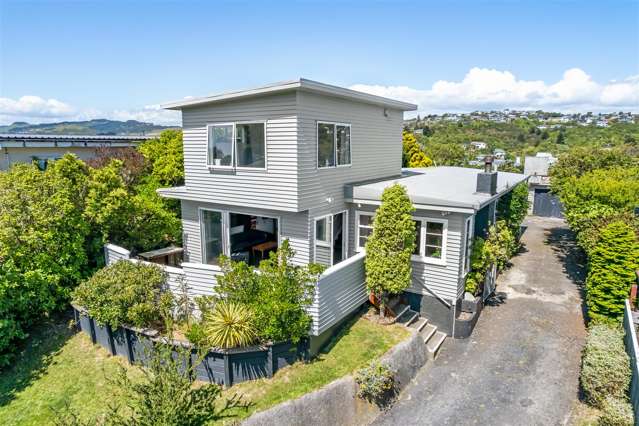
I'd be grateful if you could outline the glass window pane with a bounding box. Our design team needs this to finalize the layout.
[359,214,374,226]
[202,210,223,265]
[413,220,421,255]
[427,222,444,236]
[236,123,265,168]
[315,218,327,242]
[359,237,368,248]
[317,123,335,168]
[425,246,442,259]
[336,125,351,165]
[426,234,443,247]
[359,227,372,237]
[209,125,233,166]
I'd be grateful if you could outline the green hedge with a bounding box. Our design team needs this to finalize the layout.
[580,324,631,408]
[598,396,633,426]
[73,260,171,329]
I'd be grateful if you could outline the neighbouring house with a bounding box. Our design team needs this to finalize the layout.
[469,141,487,150]
[142,79,526,350]
[524,153,563,218]
[0,134,150,171]
[493,148,506,160]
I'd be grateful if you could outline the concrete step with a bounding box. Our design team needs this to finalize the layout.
[426,331,447,359]
[404,311,419,327]
[409,317,428,332]
[421,323,438,344]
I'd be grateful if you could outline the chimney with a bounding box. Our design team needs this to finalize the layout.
[476,156,498,195]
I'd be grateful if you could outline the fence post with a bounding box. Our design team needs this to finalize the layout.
[223,353,232,387]
[267,345,275,378]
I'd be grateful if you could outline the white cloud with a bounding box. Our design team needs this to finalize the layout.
[350,68,639,114]
[0,97,180,126]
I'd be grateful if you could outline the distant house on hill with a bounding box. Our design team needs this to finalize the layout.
[469,141,487,150]
[0,134,150,170]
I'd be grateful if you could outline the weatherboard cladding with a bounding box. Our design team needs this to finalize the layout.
[180,92,300,211]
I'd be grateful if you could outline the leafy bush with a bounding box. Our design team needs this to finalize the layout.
[365,184,416,317]
[402,131,433,167]
[464,221,516,295]
[73,260,170,329]
[215,240,323,343]
[0,161,89,366]
[203,301,258,349]
[580,324,631,408]
[56,344,246,425]
[354,361,395,405]
[585,221,639,322]
[496,182,529,235]
[598,396,633,426]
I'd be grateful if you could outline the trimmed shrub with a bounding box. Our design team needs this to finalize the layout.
[598,396,633,426]
[580,324,631,408]
[72,260,170,329]
[365,184,416,317]
[496,182,529,235]
[354,361,395,405]
[203,301,258,349]
[585,221,639,322]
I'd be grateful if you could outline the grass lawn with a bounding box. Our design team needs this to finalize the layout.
[0,314,138,426]
[219,311,410,423]
[0,310,409,425]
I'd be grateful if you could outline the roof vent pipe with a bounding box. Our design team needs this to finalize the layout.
[477,156,498,195]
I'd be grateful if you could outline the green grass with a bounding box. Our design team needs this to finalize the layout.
[0,315,138,426]
[0,311,409,425]
[219,312,409,422]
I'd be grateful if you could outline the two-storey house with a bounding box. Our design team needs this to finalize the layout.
[156,79,527,348]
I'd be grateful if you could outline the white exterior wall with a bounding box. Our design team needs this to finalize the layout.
[180,93,301,211]
[180,199,310,266]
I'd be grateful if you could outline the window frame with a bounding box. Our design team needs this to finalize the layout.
[199,207,281,267]
[462,215,474,276]
[412,217,448,265]
[313,211,349,265]
[355,211,375,252]
[314,216,330,247]
[206,121,267,171]
[316,121,352,169]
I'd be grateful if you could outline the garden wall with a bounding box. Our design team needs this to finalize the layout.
[243,329,428,426]
[73,305,306,387]
[623,299,639,425]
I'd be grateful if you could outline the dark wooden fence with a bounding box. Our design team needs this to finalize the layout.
[73,306,307,387]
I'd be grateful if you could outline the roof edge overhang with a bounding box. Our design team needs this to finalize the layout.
[162,78,417,111]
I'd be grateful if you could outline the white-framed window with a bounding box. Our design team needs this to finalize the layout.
[314,216,330,246]
[199,208,279,267]
[207,121,266,169]
[356,212,448,264]
[317,121,351,168]
[462,216,474,275]
[356,211,375,251]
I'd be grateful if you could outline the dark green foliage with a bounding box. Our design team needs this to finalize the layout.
[72,261,171,329]
[214,240,323,343]
[580,324,631,408]
[365,184,416,317]
[354,361,395,406]
[138,130,184,187]
[585,222,639,323]
[0,162,89,366]
[496,182,530,234]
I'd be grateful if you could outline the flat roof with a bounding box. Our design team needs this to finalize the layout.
[0,134,151,148]
[346,166,528,211]
[162,78,418,111]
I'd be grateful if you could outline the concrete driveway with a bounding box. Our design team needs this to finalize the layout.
[372,217,587,426]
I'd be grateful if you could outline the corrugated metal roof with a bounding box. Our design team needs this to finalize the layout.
[0,134,151,141]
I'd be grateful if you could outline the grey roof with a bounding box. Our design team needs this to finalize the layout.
[0,134,150,148]
[346,166,528,211]
[162,78,417,111]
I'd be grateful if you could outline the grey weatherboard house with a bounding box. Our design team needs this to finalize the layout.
[154,79,527,349]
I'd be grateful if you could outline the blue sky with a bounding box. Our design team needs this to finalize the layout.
[0,0,637,125]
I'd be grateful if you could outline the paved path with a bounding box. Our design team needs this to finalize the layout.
[373,217,587,426]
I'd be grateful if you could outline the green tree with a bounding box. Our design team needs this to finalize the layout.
[138,129,184,187]
[586,221,639,323]
[496,183,529,234]
[0,162,89,365]
[365,184,416,318]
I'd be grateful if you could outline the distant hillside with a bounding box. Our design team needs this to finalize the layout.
[0,119,177,136]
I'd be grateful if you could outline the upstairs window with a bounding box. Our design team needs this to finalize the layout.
[207,122,266,169]
[317,122,351,168]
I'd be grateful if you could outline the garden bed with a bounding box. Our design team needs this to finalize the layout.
[73,305,307,387]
